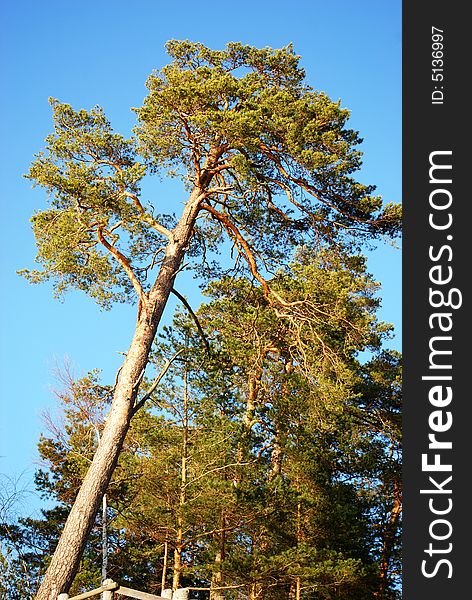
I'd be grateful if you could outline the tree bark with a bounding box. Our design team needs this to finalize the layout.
[249,582,262,600]
[35,186,205,600]
[234,369,262,487]
[209,514,225,600]
[378,479,402,594]
[268,430,283,480]
[173,363,189,592]
[243,370,262,430]
[172,529,183,591]
[101,493,108,584]
[294,494,302,600]
[161,539,169,595]
[209,547,224,600]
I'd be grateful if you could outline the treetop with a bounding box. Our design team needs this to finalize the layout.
[22,40,401,309]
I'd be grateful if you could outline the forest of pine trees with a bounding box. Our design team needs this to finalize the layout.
[1,251,401,599]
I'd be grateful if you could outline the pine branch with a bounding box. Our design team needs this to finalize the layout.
[171,288,211,355]
[200,203,270,296]
[132,349,185,415]
[96,226,147,307]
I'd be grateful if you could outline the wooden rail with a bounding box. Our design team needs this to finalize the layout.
[58,581,118,600]
[59,580,166,600]
[116,586,166,600]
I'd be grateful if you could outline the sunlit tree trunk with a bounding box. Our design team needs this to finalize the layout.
[295,495,302,600]
[36,186,207,600]
[173,360,189,592]
[172,528,183,591]
[243,371,260,429]
[269,429,283,480]
[209,514,226,600]
[235,369,262,481]
[161,539,169,595]
[101,494,108,583]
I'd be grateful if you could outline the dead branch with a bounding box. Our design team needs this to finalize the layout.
[132,349,185,415]
[171,288,211,355]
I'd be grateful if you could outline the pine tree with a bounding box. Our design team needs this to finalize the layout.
[3,258,401,597]
[23,41,401,597]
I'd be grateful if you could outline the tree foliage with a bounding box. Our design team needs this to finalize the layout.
[21,41,400,310]
[19,40,401,599]
[4,253,401,598]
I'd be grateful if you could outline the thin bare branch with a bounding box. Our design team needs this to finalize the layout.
[182,460,256,490]
[171,288,211,355]
[132,349,185,414]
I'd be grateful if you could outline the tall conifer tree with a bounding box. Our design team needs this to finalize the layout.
[23,41,400,597]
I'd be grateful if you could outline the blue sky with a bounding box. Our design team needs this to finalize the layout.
[0,0,401,510]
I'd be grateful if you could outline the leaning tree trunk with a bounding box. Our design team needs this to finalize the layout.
[36,187,205,600]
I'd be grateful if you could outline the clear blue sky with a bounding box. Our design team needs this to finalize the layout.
[0,0,401,511]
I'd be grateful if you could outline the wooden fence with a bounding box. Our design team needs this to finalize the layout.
[57,579,185,600]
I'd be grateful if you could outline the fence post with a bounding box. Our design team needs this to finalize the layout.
[58,594,69,600]
[173,589,189,600]
[161,590,173,598]
[102,578,116,600]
